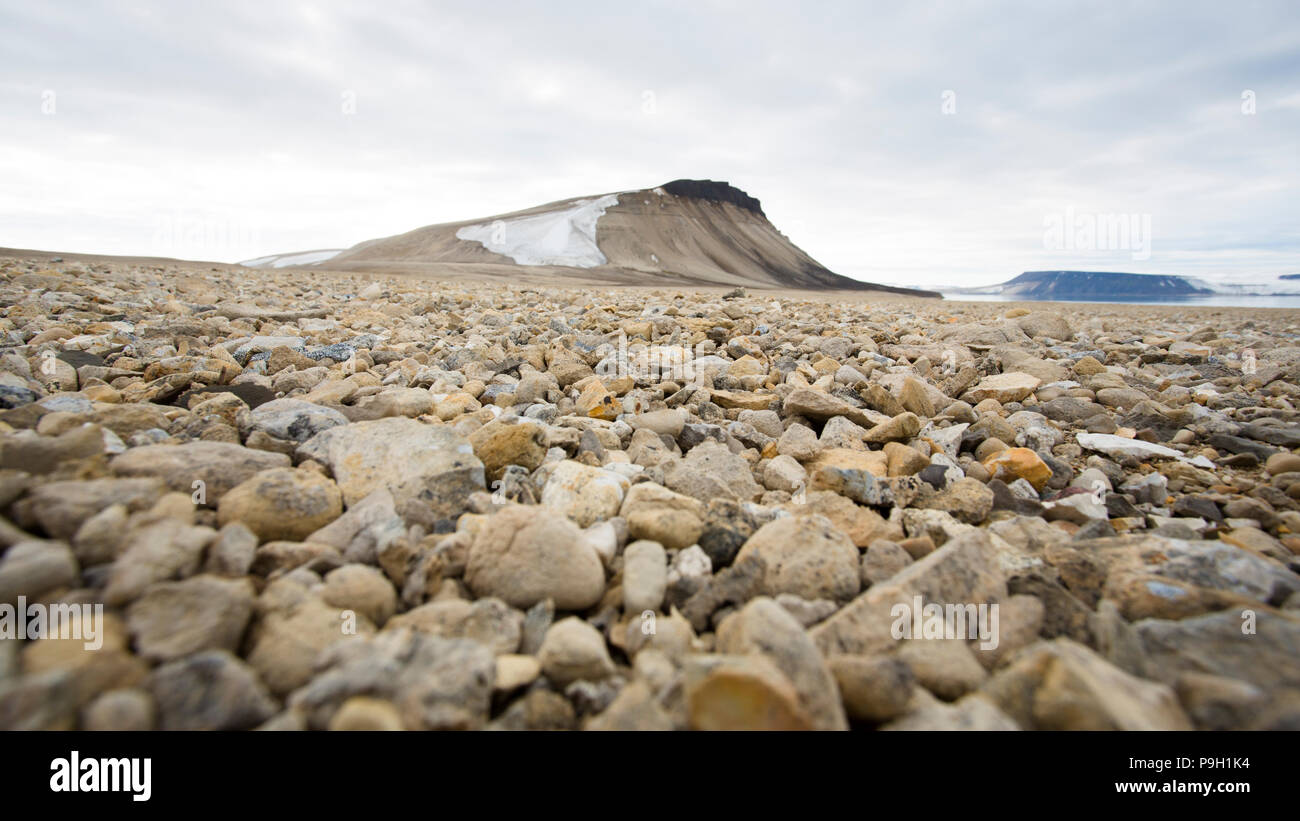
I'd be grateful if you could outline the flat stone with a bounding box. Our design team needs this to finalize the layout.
[297,417,485,529]
[963,372,1041,404]
[112,442,290,504]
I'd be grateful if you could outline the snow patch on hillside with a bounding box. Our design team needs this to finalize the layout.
[241,249,343,268]
[1185,276,1300,295]
[455,194,620,267]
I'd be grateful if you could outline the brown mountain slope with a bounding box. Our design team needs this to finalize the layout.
[249,180,938,296]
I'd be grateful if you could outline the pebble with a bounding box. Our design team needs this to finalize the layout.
[1265,452,1300,476]
[830,655,916,724]
[217,467,343,541]
[620,482,705,550]
[464,505,605,610]
[622,539,667,613]
[734,514,861,602]
[81,688,157,731]
[328,696,405,731]
[539,460,629,527]
[321,564,398,626]
[537,617,616,686]
[148,651,277,731]
[125,575,255,661]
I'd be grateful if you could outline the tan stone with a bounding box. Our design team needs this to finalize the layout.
[685,655,813,731]
[217,467,343,542]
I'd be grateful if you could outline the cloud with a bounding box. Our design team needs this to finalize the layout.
[1,0,1296,287]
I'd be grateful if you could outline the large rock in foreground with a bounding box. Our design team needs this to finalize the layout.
[809,529,1006,656]
[297,417,484,529]
[734,515,860,603]
[980,638,1192,730]
[464,505,606,610]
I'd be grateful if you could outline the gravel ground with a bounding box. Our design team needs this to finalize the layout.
[1,253,1298,731]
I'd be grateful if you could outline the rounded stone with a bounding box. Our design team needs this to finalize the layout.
[734,514,860,602]
[465,505,606,610]
[622,539,667,613]
[81,688,157,731]
[328,696,405,731]
[1265,452,1300,476]
[217,467,343,542]
[322,564,398,626]
[537,617,615,686]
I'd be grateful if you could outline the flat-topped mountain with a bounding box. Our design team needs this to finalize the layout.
[950,270,1215,300]
[242,180,939,296]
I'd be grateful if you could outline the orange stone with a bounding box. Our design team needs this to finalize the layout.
[982,446,1052,491]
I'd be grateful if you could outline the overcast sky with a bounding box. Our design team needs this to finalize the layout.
[2,0,1297,288]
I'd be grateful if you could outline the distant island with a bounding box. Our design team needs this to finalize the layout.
[946,270,1214,300]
